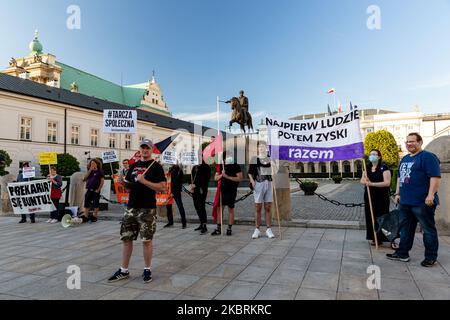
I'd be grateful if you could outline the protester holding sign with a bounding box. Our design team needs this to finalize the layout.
[17,162,35,224]
[360,149,391,246]
[82,159,105,223]
[8,179,56,216]
[47,166,62,224]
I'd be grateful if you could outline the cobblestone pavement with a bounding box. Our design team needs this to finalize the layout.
[0,217,449,300]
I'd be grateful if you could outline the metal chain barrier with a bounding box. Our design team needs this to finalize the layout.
[100,194,122,205]
[182,185,253,206]
[295,178,397,207]
[295,178,365,207]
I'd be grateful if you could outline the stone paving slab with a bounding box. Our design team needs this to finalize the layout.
[0,217,450,300]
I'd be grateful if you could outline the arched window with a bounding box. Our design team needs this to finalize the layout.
[331,161,339,173]
[355,160,363,173]
[296,162,304,173]
[343,161,351,173]
[319,162,327,173]
[308,162,315,173]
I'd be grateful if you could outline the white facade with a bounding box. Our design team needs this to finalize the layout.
[360,111,450,154]
[0,90,206,176]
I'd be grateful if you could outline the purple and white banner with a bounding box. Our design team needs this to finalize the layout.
[266,110,364,162]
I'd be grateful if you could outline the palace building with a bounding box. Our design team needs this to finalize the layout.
[0,31,218,176]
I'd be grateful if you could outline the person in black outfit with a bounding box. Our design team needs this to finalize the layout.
[190,160,211,234]
[360,149,392,246]
[165,164,187,229]
[212,153,243,236]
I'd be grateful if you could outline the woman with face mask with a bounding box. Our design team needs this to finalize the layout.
[360,149,392,246]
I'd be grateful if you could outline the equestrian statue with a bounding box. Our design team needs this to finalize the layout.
[225,90,254,133]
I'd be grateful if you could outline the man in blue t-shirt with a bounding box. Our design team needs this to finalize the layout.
[387,133,441,267]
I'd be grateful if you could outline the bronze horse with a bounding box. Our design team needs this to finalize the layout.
[228,97,253,133]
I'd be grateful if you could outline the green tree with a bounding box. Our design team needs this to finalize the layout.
[0,149,12,176]
[98,159,119,176]
[40,153,80,177]
[364,130,400,168]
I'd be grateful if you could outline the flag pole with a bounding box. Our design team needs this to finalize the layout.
[217,96,223,236]
[271,159,283,240]
[362,158,378,250]
[333,92,337,113]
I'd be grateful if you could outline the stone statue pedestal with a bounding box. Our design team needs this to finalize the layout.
[426,136,450,235]
[271,161,292,222]
[0,174,15,215]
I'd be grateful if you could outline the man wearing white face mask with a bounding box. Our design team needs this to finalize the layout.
[212,152,243,236]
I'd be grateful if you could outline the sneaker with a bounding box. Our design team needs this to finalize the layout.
[50,219,58,224]
[386,253,410,262]
[226,228,232,236]
[163,223,173,228]
[18,219,26,224]
[266,228,275,239]
[90,216,98,223]
[421,259,437,267]
[200,225,208,234]
[108,269,130,282]
[30,219,35,224]
[252,228,261,239]
[80,215,90,223]
[194,225,202,231]
[211,229,221,236]
[46,219,52,223]
[142,269,152,283]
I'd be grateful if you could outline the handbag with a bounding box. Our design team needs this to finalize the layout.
[376,208,400,242]
[51,187,62,200]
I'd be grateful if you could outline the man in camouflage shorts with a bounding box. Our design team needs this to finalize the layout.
[108,139,166,283]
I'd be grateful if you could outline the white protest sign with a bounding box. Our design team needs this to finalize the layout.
[102,150,118,164]
[181,151,199,165]
[22,167,36,179]
[162,150,177,165]
[103,109,137,133]
[7,180,56,215]
[266,110,364,162]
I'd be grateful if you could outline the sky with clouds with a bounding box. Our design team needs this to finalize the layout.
[1,0,450,130]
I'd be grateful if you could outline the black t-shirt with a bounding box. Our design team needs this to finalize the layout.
[125,160,166,209]
[169,165,183,194]
[248,157,272,182]
[192,163,211,189]
[220,164,242,191]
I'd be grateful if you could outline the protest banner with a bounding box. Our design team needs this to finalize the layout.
[7,180,56,214]
[112,174,129,204]
[22,167,36,179]
[103,109,137,133]
[39,152,57,165]
[102,150,118,164]
[181,151,199,165]
[162,150,177,165]
[266,109,364,162]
